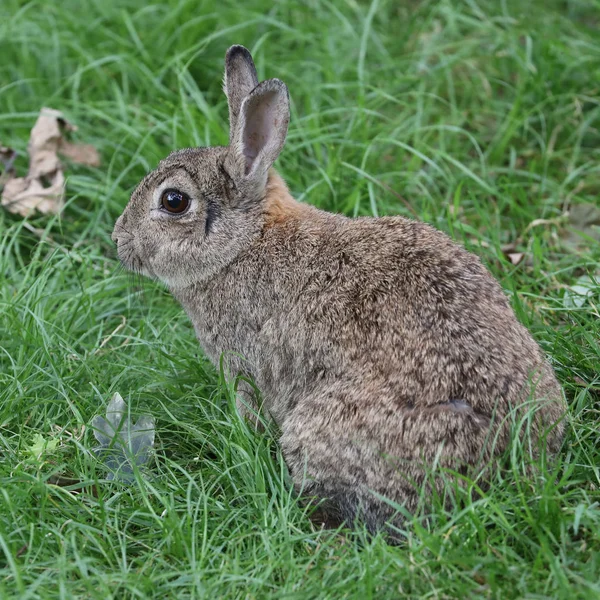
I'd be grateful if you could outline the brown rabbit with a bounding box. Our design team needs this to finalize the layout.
[112,45,566,537]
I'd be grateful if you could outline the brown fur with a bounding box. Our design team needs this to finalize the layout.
[112,46,567,539]
[263,170,310,227]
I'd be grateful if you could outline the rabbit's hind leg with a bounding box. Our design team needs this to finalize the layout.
[304,481,405,543]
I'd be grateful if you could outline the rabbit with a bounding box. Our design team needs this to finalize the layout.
[112,45,566,538]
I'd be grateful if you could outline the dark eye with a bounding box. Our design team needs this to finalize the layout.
[160,189,190,214]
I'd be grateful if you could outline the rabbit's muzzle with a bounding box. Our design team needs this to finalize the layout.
[112,216,144,274]
[111,214,127,244]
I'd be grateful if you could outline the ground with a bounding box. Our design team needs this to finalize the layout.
[0,0,599,598]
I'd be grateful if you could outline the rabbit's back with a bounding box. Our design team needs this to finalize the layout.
[249,211,562,421]
[180,204,564,458]
[244,211,564,532]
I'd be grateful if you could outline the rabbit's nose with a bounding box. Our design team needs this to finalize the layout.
[112,215,125,243]
[111,225,120,244]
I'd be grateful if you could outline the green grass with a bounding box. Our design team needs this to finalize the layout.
[1,0,600,597]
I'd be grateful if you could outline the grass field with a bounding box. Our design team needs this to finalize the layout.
[1,0,600,597]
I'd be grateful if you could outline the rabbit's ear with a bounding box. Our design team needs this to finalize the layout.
[231,78,290,180]
[224,45,259,143]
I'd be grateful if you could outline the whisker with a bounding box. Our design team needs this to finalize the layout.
[116,239,134,250]
[117,225,134,236]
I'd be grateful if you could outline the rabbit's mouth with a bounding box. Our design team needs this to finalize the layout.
[111,216,155,278]
[118,246,156,278]
[117,244,145,275]
[112,232,156,279]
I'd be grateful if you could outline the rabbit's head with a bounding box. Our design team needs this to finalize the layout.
[112,46,290,288]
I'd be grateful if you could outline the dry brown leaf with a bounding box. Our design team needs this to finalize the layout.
[1,107,100,217]
[2,170,65,216]
[58,140,100,167]
[507,252,525,266]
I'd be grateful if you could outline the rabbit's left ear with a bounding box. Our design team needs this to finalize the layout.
[229,78,290,181]
[224,45,259,144]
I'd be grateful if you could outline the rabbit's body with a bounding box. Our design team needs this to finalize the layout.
[113,46,565,537]
[171,167,563,531]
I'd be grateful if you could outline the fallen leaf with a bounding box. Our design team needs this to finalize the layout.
[46,475,99,498]
[563,274,598,309]
[2,170,65,216]
[91,392,155,482]
[507,252,524,266]
[58,140,100,167]
[1,107,100,217]
[561,203,600,251]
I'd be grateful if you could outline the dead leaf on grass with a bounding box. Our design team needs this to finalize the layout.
[92,392,155,482]
[563,274,598,309]
[506,252,525,266]
[1,107,100,217]
[58,138,101,167]
[46,475,99,498]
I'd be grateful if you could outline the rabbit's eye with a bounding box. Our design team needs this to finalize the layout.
[160,189,190,214]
